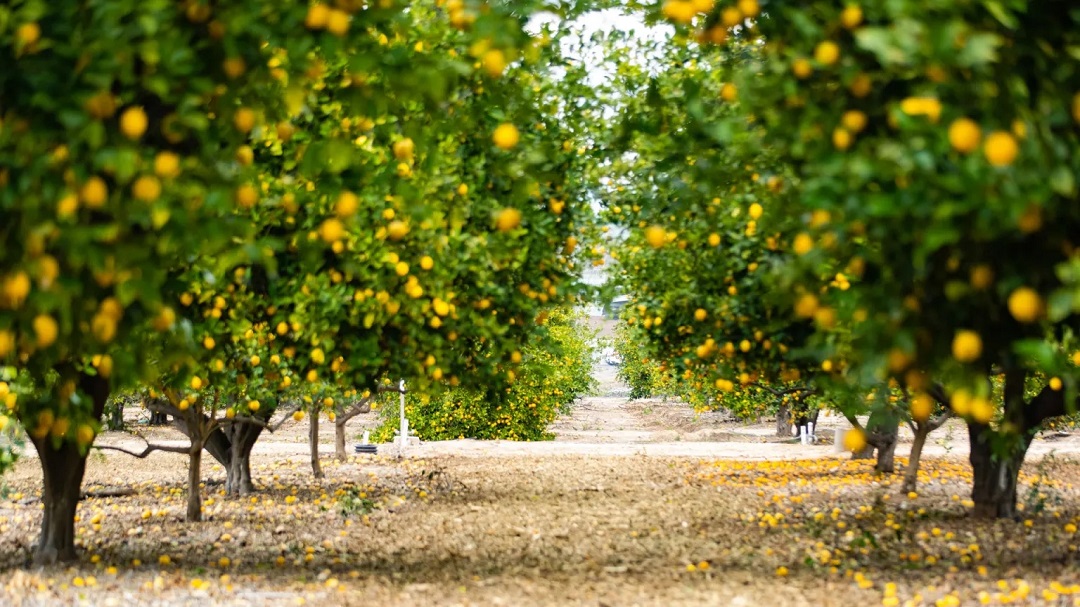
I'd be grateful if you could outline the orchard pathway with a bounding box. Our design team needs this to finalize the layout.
[87,345,1080,463]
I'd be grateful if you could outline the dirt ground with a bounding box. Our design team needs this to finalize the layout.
[2,350,1080,606]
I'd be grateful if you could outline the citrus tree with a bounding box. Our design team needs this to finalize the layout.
[373,306,597,441]
[686,0,1080,516]
[0,0,598,562]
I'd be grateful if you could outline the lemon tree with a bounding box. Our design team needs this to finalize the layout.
[373,307,597,441]
[684,0,1080,516]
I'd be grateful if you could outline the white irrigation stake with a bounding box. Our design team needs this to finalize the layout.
[398,379,408,453]
[833,428,845,454]
[808,422,816,444]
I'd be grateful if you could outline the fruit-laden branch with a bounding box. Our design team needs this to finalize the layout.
[336,385,404,425]
[146,398,291,434]
[751,383,818,399]
[269,402,304,431]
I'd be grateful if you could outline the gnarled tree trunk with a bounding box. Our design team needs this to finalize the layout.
[969,425,1026,519]
[775,403,792,437]
[32,372,109,565]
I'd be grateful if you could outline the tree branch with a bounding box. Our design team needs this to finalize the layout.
[269,402,304,432]
[336,396,375,426]
[926,410,954,433]
[94,439,191,458]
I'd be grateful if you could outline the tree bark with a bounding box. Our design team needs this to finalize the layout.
[335,420,348,461]
[32,440,87,565]
[224,422,262,495]
[874,434,898,474]
[902,425,930,494]
[186,446,202,522]
[310,412,323,479]
[851,445,875,460]
[775,403,792,437]
[969,423,1026,519]
[32,372,110,565]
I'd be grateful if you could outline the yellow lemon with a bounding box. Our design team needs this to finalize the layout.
[948,118,981,154]
[951,330,982,363]
[910,392,933,422]
[33,314,59,347]
[131,175,161,202]
[843,428,866,452]
[387,220,409,240]
[983,131,1018,167]
[80,177,109,209]
[154,152,181,178]
[305,3,330,29]
[492,123,520,150]
[1007,287,1042,323]
[119,107,148,140]
[840,5,863,29]
[645,225,666,248]
[495,208,522,232]
[392,138,415,160]
[233,108,256,133]
[235,184,258,209]
[814,41,840,66]
[661,0,696,24]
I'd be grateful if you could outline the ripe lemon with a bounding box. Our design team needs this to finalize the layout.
[492,123,520,150]
[748,202,763,219]
[248,400,260,412]
[661,0,696,24]
[57,193,79,218]
[841,110,867,133]
[792,58,813,79]
[947,118,981,154]
[842,428,866,452]
[3,271,31,308]
[131,175,161,202]
[235,184,258,209]
[292,410,305,422]
[840,5,863,29]
[76,424,95,446]
[305,3,330,28]
[832,127,852,150]
[814,41,840,66]
[233,108,256,133]
[80,177,109,209]
[707,233,721,246]
[737,0,760,18]
[951,330,982,363]
[392,138,415,160]
[319,218,346,243]
[970,397,994,424]
[793,293,818,318]
[983,131,1018,167]
[720,83,737,102]
[495,208,522,232]
[482,48,507,77]
[793,233,813,255]
[17,22,41,46]
[119,107,148,140]
[236,146,254,166]
[1049,377,1063,391]
[420,256,434,270]
[721,7,742,27]
[645,226,666,248]
[335,191,359,217]
[395,261,410,276]
[326,9,350,36]
[222,57,246,79]
[694,308,707,322]
[1007,287,1042,323]
[910,392,933,422]
[154,152,181,178]
[387,220,409,240]
[33,314,58,347]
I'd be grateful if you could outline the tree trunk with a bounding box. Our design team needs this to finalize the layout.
[31,372,109,565]
[875,435,897,474]
[775,403,792,437]
[32,440,87,565]
[224,422,262,495]
[902,425,930,494]
[968,424,1026,519]
[148,411,169,426]
[851,445,875,460]
[186,447,202,522]
[310,412,323,479]
[335,420,348,461]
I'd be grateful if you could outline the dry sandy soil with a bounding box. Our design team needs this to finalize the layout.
[1,357,1079,606]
